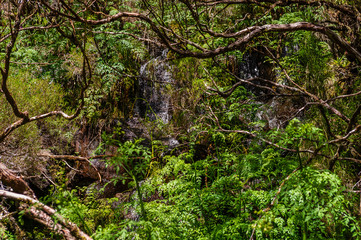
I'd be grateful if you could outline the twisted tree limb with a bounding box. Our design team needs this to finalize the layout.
[0,190,92,240]
[0,2,86,143]
[1,1,28,121]
[40,1,361,62]
[0,109,83,142]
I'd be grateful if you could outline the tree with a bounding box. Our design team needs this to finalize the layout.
[1,0,361,239]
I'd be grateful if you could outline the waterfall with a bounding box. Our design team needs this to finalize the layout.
[238,52,261,79]
[135,50,174,124]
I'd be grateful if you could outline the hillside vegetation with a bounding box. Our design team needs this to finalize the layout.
[1,0,361,239]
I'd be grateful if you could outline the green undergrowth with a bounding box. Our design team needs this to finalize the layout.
[38,117,360,239]
[31,71,361,239]
[43,153,361,239]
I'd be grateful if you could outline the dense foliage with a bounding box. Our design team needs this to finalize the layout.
[1,0,361,239]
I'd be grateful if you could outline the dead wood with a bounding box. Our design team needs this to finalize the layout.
[0,163,36,199]
[0,190,92,240]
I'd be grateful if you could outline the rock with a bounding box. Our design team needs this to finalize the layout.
[135,49,174,124]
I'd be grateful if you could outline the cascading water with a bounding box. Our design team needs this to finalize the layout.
[129,49,179,148]
[238,52,261,79]
[135,50,174,124]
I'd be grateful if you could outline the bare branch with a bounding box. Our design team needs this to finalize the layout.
[0,108,82,143]
[329,125,361,145]
[39,154,111,183]
[39,0,361,63]
[265,47,351,123]
[196,0,357,18]
[0,24,60,44]
[346,105,361,134]
[0,190,92,240]
[1,2,29,120]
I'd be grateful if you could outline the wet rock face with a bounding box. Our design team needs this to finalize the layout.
[136,50,174,124]
[236,50,305,129]
[255,96,306,130]
[238,52,261,80]
[237,51,274,97]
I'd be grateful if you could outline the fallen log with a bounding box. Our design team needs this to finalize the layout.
[0,163,36,198]
[0,190,92,240]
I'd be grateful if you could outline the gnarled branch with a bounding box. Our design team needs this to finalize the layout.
[0,190,92,240]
